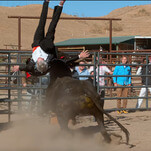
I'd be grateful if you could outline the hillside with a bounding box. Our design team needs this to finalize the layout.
[0,4,151,49]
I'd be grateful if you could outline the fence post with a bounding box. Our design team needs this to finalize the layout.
[97,52,100,94]
[146,55,149,109]
[8,53,11,122]
[17,53,22,111]
[93,52,97,87]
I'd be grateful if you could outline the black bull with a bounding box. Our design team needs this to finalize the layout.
[45,77,129,144]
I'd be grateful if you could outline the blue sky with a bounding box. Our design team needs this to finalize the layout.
[0,1,151,17]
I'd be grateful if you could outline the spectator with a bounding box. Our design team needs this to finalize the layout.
[75,61,90,80]
[22,72,39,111]
[113,56,131,114]
[136,57,151,108]
[89,58,113,107]
[22,72,50,97]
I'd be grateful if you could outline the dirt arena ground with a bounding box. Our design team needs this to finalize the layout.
[0,100,151,151]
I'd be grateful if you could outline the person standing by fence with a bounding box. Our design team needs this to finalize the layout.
[113,56,131,114]
[75,60,90,80]
[89,58,113,107]
[136,57,151,108]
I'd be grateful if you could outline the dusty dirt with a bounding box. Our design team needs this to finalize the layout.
[0,100,151,151]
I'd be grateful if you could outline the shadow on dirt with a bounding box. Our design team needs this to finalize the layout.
[0,122,12,132]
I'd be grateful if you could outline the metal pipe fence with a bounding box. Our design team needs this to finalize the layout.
[95,52,151,111]
[0,50,49,121]
[0,50,151,121]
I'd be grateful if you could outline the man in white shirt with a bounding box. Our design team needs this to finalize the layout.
[13,0,90,77]
[13,0,66,74]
